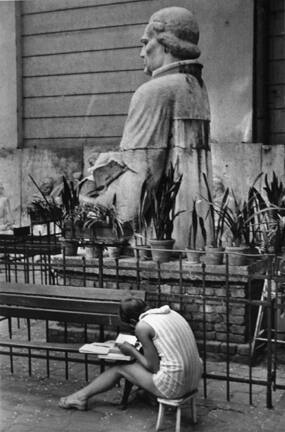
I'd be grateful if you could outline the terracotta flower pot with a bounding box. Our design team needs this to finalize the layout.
[149,239,175,263]
[203,246,224,265]
[224,245,248,266]
[185,248,203,264]
[60,238,78,256]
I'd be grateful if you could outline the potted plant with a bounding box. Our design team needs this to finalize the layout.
[222,175,268,265]
[202,173,228,265]
[141,164,184,262]
[134,177,152,260]
[27,175,63,227]
[185,199,207,263]
[58,176,82,256]
[83,195,133,259]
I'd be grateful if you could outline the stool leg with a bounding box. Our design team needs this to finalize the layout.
[175,407,181,432]
[191,397,197,424]
[156,403,165,431]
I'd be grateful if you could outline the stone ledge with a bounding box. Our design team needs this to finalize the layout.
[51,254,266,283]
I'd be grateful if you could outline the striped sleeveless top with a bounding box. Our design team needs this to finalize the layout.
[139,305,202,398]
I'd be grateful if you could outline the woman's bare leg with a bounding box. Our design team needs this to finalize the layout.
[59,362,163,410]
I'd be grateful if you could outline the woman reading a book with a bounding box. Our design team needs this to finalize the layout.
[59,298,202,410]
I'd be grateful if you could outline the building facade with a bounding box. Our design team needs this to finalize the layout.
[0,0,284,224]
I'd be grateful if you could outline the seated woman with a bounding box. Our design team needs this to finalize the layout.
[59,298,202,410]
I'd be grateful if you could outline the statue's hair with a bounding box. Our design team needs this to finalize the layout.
[148,7,201,60]
[119,297,148,323]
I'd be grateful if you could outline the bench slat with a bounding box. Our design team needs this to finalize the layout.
[0,293,120,314]
[0,306,122,326]
[0,340,81,352]
[0,282,145,301]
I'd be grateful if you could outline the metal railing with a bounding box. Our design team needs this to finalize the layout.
[0,235,285,408]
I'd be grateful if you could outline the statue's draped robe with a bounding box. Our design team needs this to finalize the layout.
[81,60,212,249]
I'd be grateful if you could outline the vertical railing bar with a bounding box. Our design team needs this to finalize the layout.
[8,317,12,339]
[48,250,52,285]
[82,256,86,287]
[7,242,11,283]
[135,247,141,290]
[40,253,44,285]
[156,261,161,307]
[225,252,230,402]
[98,245,103,287]
[4,241,8,282]
[14,244,18,283]
[62,247,67,286]
[46,349,50,378]
[202,262,207,399]
[115,257,119,289]
[9,346,14,374]
[26,249,30,284]
[31,254,35,284]
[23,243,27,283]
[248,274,253,405]
[44,253,48,285]
[266,257,273,409]
[45,320,49,343]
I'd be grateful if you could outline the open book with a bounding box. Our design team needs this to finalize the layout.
[79,333,138,361]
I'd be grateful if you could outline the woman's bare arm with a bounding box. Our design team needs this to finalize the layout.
[118,321,160,373]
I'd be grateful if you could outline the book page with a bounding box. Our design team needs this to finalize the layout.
[79,341,114,355]
[115,333,137,346]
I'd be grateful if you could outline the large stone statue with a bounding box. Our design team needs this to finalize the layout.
[80,7,212,248]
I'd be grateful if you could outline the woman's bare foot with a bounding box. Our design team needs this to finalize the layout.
[58,392,87,411]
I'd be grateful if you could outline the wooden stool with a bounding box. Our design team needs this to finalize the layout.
[155,389,198,432]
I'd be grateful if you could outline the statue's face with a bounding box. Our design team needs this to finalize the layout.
[140,25,165,75]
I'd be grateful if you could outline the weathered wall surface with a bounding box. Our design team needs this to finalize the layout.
[212,142,285,199]
[0,0,283,226]
[20,0,254,151]
[0,1,18,150]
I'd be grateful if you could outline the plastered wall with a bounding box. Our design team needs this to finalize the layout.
[0,0,283,227]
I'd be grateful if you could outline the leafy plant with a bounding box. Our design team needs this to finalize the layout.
[263,171,285,210]
[142,164,184,240]
[202,173,228,247]
[28,175,81,236]
[187,199,207,249]
[83,195,131,239]
[28,175,63,227]
[136,174,153,245]
[59,176,80,223]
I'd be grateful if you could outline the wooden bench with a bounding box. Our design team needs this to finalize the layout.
[0,282,146,408]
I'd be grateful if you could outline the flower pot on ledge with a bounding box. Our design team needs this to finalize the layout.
[60,238,78,256]
[84,222,132,243]
[185,248,203,264]
[224,245,248,266]
[203,245,224,265]
[149,239,175,263]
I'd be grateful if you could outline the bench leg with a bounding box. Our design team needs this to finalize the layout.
[119,379,133,410]
[175,407,181,432]
[155,402,165,431]
[191,396,197,424]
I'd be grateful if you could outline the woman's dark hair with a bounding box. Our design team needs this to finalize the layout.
[119,298,148,324]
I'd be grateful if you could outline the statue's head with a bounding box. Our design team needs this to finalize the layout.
[141,7,200,74]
